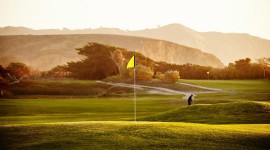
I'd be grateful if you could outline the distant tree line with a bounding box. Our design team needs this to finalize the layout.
[1,43,270,83]
[156,57,270,79]
[46,43,270,80]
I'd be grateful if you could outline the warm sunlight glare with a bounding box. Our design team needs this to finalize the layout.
[0,0,270,39]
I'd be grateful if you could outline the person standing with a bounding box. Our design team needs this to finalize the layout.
[188,94,193,105]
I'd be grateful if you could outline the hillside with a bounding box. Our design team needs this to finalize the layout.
[139,102,270,124]
[1,24,270,65]
[0,34,224,70]
[131,24,270,65]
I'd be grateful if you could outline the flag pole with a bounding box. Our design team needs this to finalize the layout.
[127,55,136,122]
[134,55,136,122]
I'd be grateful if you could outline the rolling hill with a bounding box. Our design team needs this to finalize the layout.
[1,24,270,65]
[0,34,224,70]
[139,101,270,124]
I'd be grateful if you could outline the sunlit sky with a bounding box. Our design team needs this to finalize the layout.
[1,0,270,39]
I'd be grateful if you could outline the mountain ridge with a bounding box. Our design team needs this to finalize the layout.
[0,34,224,71]
[1,24,269,65]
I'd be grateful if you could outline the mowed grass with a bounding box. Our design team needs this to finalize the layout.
[5,80,134,97]
[179,79,270,92]
[179,80,270,102]
[139,101,270,124]
[0,98,182,125]
[1,80,270,149]
[1,79,270,125]
[0,122,269,150]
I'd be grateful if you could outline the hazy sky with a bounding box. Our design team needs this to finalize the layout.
[1,0,270,39]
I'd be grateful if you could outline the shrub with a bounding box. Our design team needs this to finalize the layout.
[162,70,180,83]
[129,65,154,81]
[103,75,121,82]
[155,71,165,80]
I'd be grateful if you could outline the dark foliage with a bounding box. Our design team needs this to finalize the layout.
[48,42,270,80]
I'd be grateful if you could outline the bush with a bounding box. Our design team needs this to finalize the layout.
[103,75,121,82]
[155,71,165,80]
[129,65,154,81]
[162,70,180,83]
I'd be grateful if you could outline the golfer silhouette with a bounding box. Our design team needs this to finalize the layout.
[188,94,193,105]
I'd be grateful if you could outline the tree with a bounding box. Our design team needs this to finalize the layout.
[109,49,126,78]
[234,58,251,78]
[0,65,8,79]
[48,65,71,78]
[0,65,9,97]
[257,57,270,79]
[6,62,30,80]
[226,63,237,79]
[66,43,119,79]
[1,64,29,97]
[250,63,263,79]
[66,42,157,80]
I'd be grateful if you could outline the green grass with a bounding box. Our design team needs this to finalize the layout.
[1,79,270,149]
[179,80,270,102]
[195,92,270,102]
[139,101,270,124]
[1,79,270,125]
[179,79,270,92]
[0,98,182,125]
[0,122,269,150]
[5,80,134,97]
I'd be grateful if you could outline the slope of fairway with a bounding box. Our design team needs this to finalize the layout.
[0,122,269,150]
[139,102,270,124]
[0,98,183,125]
[179,80,270,92]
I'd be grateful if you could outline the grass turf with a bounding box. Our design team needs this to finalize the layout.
[179,79,270,92]
[139,101,270,124]
[1,79,270,125]
[179,80,270,102]
[0,121,269,150]
[0,98,182,125]
[1,79,270,149]
[5,80,134,97]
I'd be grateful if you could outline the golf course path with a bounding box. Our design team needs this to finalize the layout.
[97,81,225,99]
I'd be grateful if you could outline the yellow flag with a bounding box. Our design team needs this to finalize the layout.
[127,55,135,69]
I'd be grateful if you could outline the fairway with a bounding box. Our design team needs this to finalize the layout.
[179,80,270,102]
[179,80,270,92]
[1,79,270,149]
[0,98,182,124]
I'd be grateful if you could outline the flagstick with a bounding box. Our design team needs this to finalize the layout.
[134,57,136,122]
